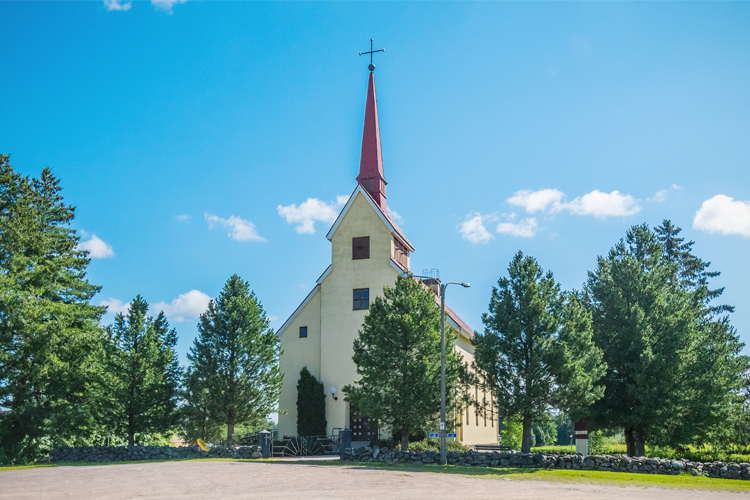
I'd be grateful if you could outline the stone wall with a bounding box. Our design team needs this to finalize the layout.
[341,446,750,481]
[51,444,262,463]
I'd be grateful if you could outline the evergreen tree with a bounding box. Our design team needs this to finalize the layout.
[0,156,106,463]
[343,276,465,451]
[179,367,224,444]
[296,367,326,437]
[474,251,605,454]
[186,275,283,446]
[584,224,747,456]
[105,296,180,446]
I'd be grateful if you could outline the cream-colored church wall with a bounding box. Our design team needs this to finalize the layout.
[320,192,400,436]
[277,289,322,438]
[453,334,498,446]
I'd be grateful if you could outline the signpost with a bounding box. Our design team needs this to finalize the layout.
[429,433,439,439]
[447,433,457,438]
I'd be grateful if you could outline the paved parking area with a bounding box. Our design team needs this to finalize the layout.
[2,460,746,499]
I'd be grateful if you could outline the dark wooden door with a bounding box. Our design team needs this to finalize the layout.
[350,405,378,442]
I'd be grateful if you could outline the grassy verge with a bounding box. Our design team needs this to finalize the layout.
[290,460,750,493]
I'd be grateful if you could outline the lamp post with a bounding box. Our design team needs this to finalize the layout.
[400,272,470,465]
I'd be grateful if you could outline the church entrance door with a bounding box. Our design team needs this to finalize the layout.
[350,405,378,443]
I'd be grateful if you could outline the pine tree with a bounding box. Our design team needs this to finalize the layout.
[186,275,283,446]
[0,156,106,463]
[584,224,747,455]
[296,367,326,437]
[180,367,224,444]
[105,296,180,447]
[474,251,605,454]
[343,276,465,451]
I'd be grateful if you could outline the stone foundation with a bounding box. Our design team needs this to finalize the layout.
[51,444,263,463]
[341,447,750,480]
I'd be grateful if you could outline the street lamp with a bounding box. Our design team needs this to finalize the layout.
[400,272,470,466]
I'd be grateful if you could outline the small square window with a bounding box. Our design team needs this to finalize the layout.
[299,326,308,338]
[353,288,369,310]
[353,237,370,260]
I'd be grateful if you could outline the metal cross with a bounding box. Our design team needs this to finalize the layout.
[359,39,384,72]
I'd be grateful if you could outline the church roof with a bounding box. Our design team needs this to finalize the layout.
[357,71,385,186]
[326,184,415,252]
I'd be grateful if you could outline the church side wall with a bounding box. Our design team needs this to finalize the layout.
[453,334,498,446]
[277,289,322,438]
[320,192,400,437]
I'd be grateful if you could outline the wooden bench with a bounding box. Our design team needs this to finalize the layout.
[474,444,512,452]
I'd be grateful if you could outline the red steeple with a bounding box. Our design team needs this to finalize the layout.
[357,71,387,210]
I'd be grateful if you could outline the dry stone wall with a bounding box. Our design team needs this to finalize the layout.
[51,444,262,463]
[341,446,750,480]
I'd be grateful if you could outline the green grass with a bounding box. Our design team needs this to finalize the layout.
[294,460,750,493]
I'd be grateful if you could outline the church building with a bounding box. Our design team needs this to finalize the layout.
[276,64,497,447]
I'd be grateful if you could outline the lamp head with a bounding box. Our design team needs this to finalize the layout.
[461,283,471,288]
[330,387,337,395]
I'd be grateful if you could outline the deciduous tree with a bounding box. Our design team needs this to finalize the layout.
[343,276,464,451]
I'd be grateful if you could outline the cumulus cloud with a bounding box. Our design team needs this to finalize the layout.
[459,213,493,244]
[693,195,750,238]
[103,0,131,11]
[564,190,641,218]
[153,290,212,323]
[205,213,265,242]
[649,189,668,202]
[389,209,404,224]
[496,217,538,238]
[277,196,348,234]
[507,188,640,218]
[507,189,565,213]
[100,298,131,315]
[77,232,115,259]
[175,214,190,222]
[151,0,188,13]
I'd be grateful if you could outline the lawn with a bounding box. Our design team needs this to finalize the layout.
[296,460,750,494]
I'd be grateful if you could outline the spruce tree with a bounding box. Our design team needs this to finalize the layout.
[584,224,747,455]
[296,367,326,437]
[474,251,605,453]
[186,275,283,446]
[343,276,465,451]
[105,296,180,446]
[0,156,106,463]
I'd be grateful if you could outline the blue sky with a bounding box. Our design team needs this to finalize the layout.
[1,1,749,364]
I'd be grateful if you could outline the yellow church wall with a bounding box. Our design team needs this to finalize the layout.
[453,333,499,446]
[277,288,322,438]
[320,192,400,437]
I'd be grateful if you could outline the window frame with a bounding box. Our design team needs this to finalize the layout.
[352,236,370,260]
[353,288,370,310]
[299,326,308,338]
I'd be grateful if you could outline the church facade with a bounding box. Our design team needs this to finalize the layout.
[276,69,497,447]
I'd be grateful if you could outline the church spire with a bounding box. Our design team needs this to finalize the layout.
[356,69,387,210]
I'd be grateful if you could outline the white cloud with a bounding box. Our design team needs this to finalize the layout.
[389,209,404,224]
[205,213,265,242]
[277,196,347,234]
[672,184,681,190]
[175,214,190,222]
[496,217,538,238]
[151,0,188,13]
[103,0,131,11]
[268,316,279,322]
[153,290,212,323]
[693,194,750,238]
[563,190,641,218]
[507,189,565,213]
[100,298,130,315]
[459,212,493,244]
[649,189,668,202]
[77,233,115,259]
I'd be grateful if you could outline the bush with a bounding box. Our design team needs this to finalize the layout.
[370,437,468,453]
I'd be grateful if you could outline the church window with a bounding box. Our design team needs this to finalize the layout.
[353,288,369,310]
[393,237,409,268]
[352,237,370,260]
[299,326,308,338]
